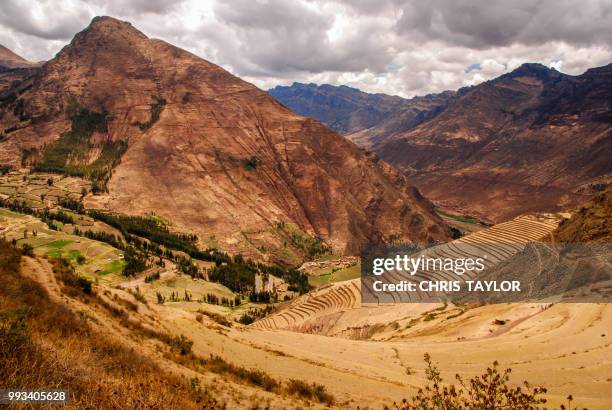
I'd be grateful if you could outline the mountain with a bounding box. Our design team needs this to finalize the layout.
[0,45,38,94]
[377,63,612,222]
[346,90,461,148]
[555,185,612,243]
[0,44,34,69]
[272,65,612,223]
[268,82,457,144]
[0,16,450,263]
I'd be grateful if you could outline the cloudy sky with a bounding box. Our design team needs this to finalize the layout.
[1,0,611,97]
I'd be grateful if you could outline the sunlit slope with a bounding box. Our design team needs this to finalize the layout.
[253,214,560,333]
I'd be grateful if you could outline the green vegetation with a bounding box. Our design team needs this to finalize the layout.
[237,305,274,325]
[97,260,125,276]
[58,196,84,213]
[47,239,72,248]
[88,210,310,293]
[33,98,128,193]
[137,95,166,130]
[199,292,240,307]
[76,228,123,250]
[277,222,330,260]
[243,155,259,170]
[20,147,37,166]
[122,246,147,276]
[435,208,480,224]
[41,209,74,225]
[35,101,108,173]
[1,196,308,294]
[88,210,198,253]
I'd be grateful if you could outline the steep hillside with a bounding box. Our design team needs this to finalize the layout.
[346,90,459,148]
[377,63,612,222]
[0,45,39,95]
[268,82,408,134]
[269,82,457,146]
[0,17,450,262]
[0,44,34,69]
[555,185,612,243]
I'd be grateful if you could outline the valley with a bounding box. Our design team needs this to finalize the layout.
[2,177,610,407]
[271,65,612,224]
[0,11,610,410]
[2,213,610,408]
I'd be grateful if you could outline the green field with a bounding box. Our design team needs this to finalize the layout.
[0,208,125,284]
[307,263,360,287]
[434,208,480,224]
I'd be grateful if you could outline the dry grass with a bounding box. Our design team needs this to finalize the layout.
[0,239,219,409]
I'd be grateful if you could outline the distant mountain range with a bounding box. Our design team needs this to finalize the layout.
[268,82,461,145]
[0,18,450,263]
[270,64,612,222]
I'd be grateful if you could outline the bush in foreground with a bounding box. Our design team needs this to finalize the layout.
[392,353,581,409]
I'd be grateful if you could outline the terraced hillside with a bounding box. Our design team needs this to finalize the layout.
[253,214,561,334]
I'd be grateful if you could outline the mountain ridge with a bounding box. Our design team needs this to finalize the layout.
[0,44,34,69]
[269,82,460,147]
[0,16,450,263]
[270,63,612,223]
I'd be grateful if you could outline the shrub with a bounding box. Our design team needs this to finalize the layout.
[145,271,160,283]
[170,335,193,355]
[51,258,93,296]
[205,355,280,392]
[20,243,34,256]
[243,156,259,170]
[393,353,556,409]
[196,310,232,328]
[285,379,334,405]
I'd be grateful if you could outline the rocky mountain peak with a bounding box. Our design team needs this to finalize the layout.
[505,62,561,81]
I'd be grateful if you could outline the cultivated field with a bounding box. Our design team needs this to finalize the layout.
[0,208,124,283]
[0,169,89,208]
[254,213,561,334]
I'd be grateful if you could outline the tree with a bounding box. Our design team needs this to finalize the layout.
[21,243,34,256]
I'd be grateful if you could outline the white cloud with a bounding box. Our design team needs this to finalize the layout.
[0,0,610,97]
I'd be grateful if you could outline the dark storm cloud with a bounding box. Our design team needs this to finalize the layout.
[395,0,612,48]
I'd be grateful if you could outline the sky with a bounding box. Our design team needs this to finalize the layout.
[1,0,611,98]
